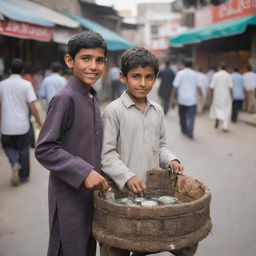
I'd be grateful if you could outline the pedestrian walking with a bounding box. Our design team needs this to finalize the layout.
[108,62,123,100]
[23,66,36,88]
[35,31,109,256]
[101,47,198,256]
[231,67,245,122]
[243,65,256,113]
[157,60,175,115]
[0,58,42,186]
[170,62,178,74]
[196,67,209,114]
[23,66,37,148]
[171,59,202,139]
[206,66,215,86]
[205,66,216,109]
[33,66,44,96]
[39,62,66,107]
[209,62,233,132]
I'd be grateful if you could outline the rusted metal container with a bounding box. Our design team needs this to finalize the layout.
[93,169,212,253]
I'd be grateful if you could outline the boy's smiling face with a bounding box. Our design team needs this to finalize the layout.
[120,66,156,103]
[65,48,106,87]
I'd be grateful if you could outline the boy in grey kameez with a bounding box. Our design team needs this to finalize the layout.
[35,31,109,256]
[101,47,197,256]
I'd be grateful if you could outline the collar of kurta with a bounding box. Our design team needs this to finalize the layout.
[120,91,156,111]
[67,75,97,96]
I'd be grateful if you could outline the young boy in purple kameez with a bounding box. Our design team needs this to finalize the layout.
[35,31,109,256]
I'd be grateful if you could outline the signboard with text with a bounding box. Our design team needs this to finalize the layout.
[195,0,256,27]
[0,19,53,41]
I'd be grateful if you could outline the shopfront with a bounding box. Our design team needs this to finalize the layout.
[170,0,256,71]
[0,0,80,74]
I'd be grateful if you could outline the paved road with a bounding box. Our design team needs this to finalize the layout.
[1,97,256,256]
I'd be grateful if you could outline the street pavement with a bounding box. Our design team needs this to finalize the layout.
[239,112,256,127]
[1,92,256,256]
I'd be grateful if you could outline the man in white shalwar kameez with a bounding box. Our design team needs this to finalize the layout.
[209,63,233,131]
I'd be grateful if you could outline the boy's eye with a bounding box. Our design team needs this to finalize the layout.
[96,57,107,64]
[146,75,154,80]
[81,56,90,62]
[132,74,141,79]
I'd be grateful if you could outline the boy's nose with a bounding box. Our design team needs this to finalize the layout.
[140,78,146,87]
[89,60,97,69]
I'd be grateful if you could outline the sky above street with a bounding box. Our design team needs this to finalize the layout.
[96,0,172,15]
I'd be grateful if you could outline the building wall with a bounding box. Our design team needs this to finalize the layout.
[136,2,186,52]
[31,0,82,16]
[137,3,172,47]
[120,28,141,47]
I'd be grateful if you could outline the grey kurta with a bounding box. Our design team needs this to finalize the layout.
[101,92,178,191]
[35,75,102,256]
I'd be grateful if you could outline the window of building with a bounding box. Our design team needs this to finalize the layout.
[151,25,159,35]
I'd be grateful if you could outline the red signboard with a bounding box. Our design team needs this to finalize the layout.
[0,19,53,41]
[196,0,256,27]
[213,0,256,22]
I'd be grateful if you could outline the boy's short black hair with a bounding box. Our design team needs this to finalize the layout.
[68,31,108,59]
[10,58,24,74]
[120,47,159,77]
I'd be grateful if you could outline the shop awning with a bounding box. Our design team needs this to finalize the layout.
[0,0,54,27]
[3,0,80,28]
[170,15,256,46]
[62,11,135,51]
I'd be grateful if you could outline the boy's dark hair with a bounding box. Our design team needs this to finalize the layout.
[68,31,108,59]
[10,58,24,74]
[120,47,159,77]
[51,62,63,72]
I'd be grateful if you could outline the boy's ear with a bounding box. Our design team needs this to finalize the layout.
[64,54,74,68]
[119,71,126,84]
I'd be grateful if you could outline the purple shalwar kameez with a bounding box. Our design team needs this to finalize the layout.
[35,75,103,256]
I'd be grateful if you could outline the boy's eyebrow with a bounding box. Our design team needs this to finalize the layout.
[130,72,155,75]
[79,54,105,58]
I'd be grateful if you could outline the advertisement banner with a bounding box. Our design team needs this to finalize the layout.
[196,0,256,27]
[0,19,52,41]
[213,0,256,22]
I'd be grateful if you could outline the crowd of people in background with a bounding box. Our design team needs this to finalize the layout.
[0,60,73,187]
[155,59,256,137]
[0,53,256,188]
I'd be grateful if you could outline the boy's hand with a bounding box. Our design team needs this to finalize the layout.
[84,170,109,192]
[169,160,184,173]
[126,176,146,196]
